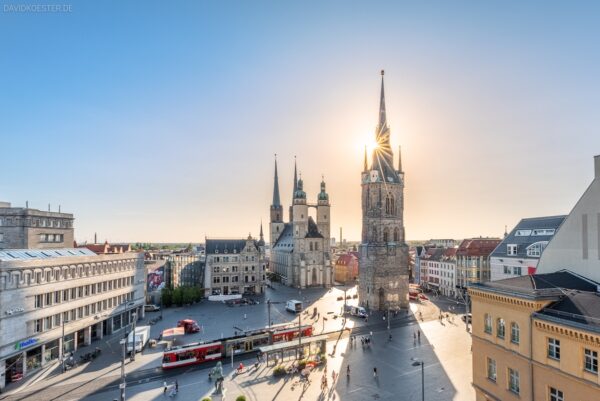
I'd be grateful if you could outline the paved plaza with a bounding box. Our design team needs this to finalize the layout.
[0,284,473,401]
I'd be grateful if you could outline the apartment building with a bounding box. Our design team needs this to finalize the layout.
[469,270,600,401]
[0,248,145,390]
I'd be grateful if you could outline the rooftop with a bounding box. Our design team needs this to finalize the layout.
[0,248,96,261]
[537,290,600,330]
[470,269,599,298]
[490,215,566,259]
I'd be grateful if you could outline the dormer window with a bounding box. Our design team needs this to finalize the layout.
[526,241,548,257]
[507,244,518,256]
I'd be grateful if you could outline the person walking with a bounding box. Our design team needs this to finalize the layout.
[373,367,378,378]
[346,365,350,378]
[417,330,421,342]
[163,381,168,393]
[175,380,178,393]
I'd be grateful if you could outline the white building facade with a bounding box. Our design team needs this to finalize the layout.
[490,215,566,281]
[0,249,145,390]
[439,248,457,298]
[537,156,600,282]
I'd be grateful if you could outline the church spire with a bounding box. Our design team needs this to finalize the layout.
[292,156,298,198]
[364,145,368,171]
[398,145,402,172]
[378,69,387,128]
[272,155,281,207]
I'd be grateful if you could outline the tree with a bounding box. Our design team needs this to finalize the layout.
[172,287,183,306]
[161,288,173,307]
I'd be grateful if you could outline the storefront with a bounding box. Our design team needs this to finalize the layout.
[43,339,60,364]
[4,355,23,384]
[64,333,75,353]
[25,347,42,372]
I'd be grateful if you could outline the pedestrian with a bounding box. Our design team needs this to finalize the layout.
[388,333,392,341]
[175,380,179,392]
[413,331,416,341]
[163,381,168,393]
[417,330,421,341]
[347,365,350,376]
[373,367,378,377]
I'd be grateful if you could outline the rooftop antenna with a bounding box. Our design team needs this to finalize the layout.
[48,203,51,212]
[25,200,29,208]
[58,204,61,213]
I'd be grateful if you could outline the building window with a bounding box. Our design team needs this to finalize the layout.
[584,348,598,374]
[35,319,43,333]
[512,266,522,275]
[486,357,496,382]
[548,338,560,360]
[511,322,520,344]
[507,244,518,256]
[508,368,519,394]
[503,265,511,274]
[549,387,564,401]
[484,314,492,334]
[496,319,505,339]
[526,241,548,257]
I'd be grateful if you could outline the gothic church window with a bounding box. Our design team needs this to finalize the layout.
[383,229,389,243]
[372,227,377,242]
[394,228,399,242]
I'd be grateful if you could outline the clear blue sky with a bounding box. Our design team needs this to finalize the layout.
[1,1,599,243]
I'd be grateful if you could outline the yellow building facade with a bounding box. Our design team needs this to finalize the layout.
[470,271,600,401]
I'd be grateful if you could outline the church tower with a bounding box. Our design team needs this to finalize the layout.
[358,70,409,311]
[270,157,285,246]
[316,177,330,240]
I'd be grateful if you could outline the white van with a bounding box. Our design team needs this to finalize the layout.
[286,300,302,313]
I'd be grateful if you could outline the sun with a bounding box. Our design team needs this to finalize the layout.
[365,136,379,156]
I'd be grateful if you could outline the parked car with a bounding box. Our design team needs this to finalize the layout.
[177,319,201,333]
[144,304,161,312]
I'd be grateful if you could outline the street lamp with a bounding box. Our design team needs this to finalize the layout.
[411,358,425,401]
[61,313,68,373]
[130,312,137,361]
[119,339,126,401]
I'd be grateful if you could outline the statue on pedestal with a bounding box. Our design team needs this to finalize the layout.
[211,361,225,393]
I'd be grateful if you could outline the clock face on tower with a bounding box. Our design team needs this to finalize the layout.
[370,171,379,182]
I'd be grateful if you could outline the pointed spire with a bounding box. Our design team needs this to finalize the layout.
[364,145,368,171]
[272,154,281,207]
[260,220,264,237]
[398,145,402,172]
[293,156,298,198]
[378,69,387,128]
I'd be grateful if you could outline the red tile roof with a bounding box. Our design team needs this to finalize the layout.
[456,238,501,257]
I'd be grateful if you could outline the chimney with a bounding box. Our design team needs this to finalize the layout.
[595,155,600,179]
[94,232,97,244]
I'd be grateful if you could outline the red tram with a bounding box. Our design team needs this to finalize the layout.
[161,324,313,369]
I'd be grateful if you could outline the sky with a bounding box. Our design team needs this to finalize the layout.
[1,1,600,243]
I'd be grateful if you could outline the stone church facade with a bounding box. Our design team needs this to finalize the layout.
[269,159,333,288]
[359,71,410,310]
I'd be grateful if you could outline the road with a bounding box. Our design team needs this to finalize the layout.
[0,284,470,401]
